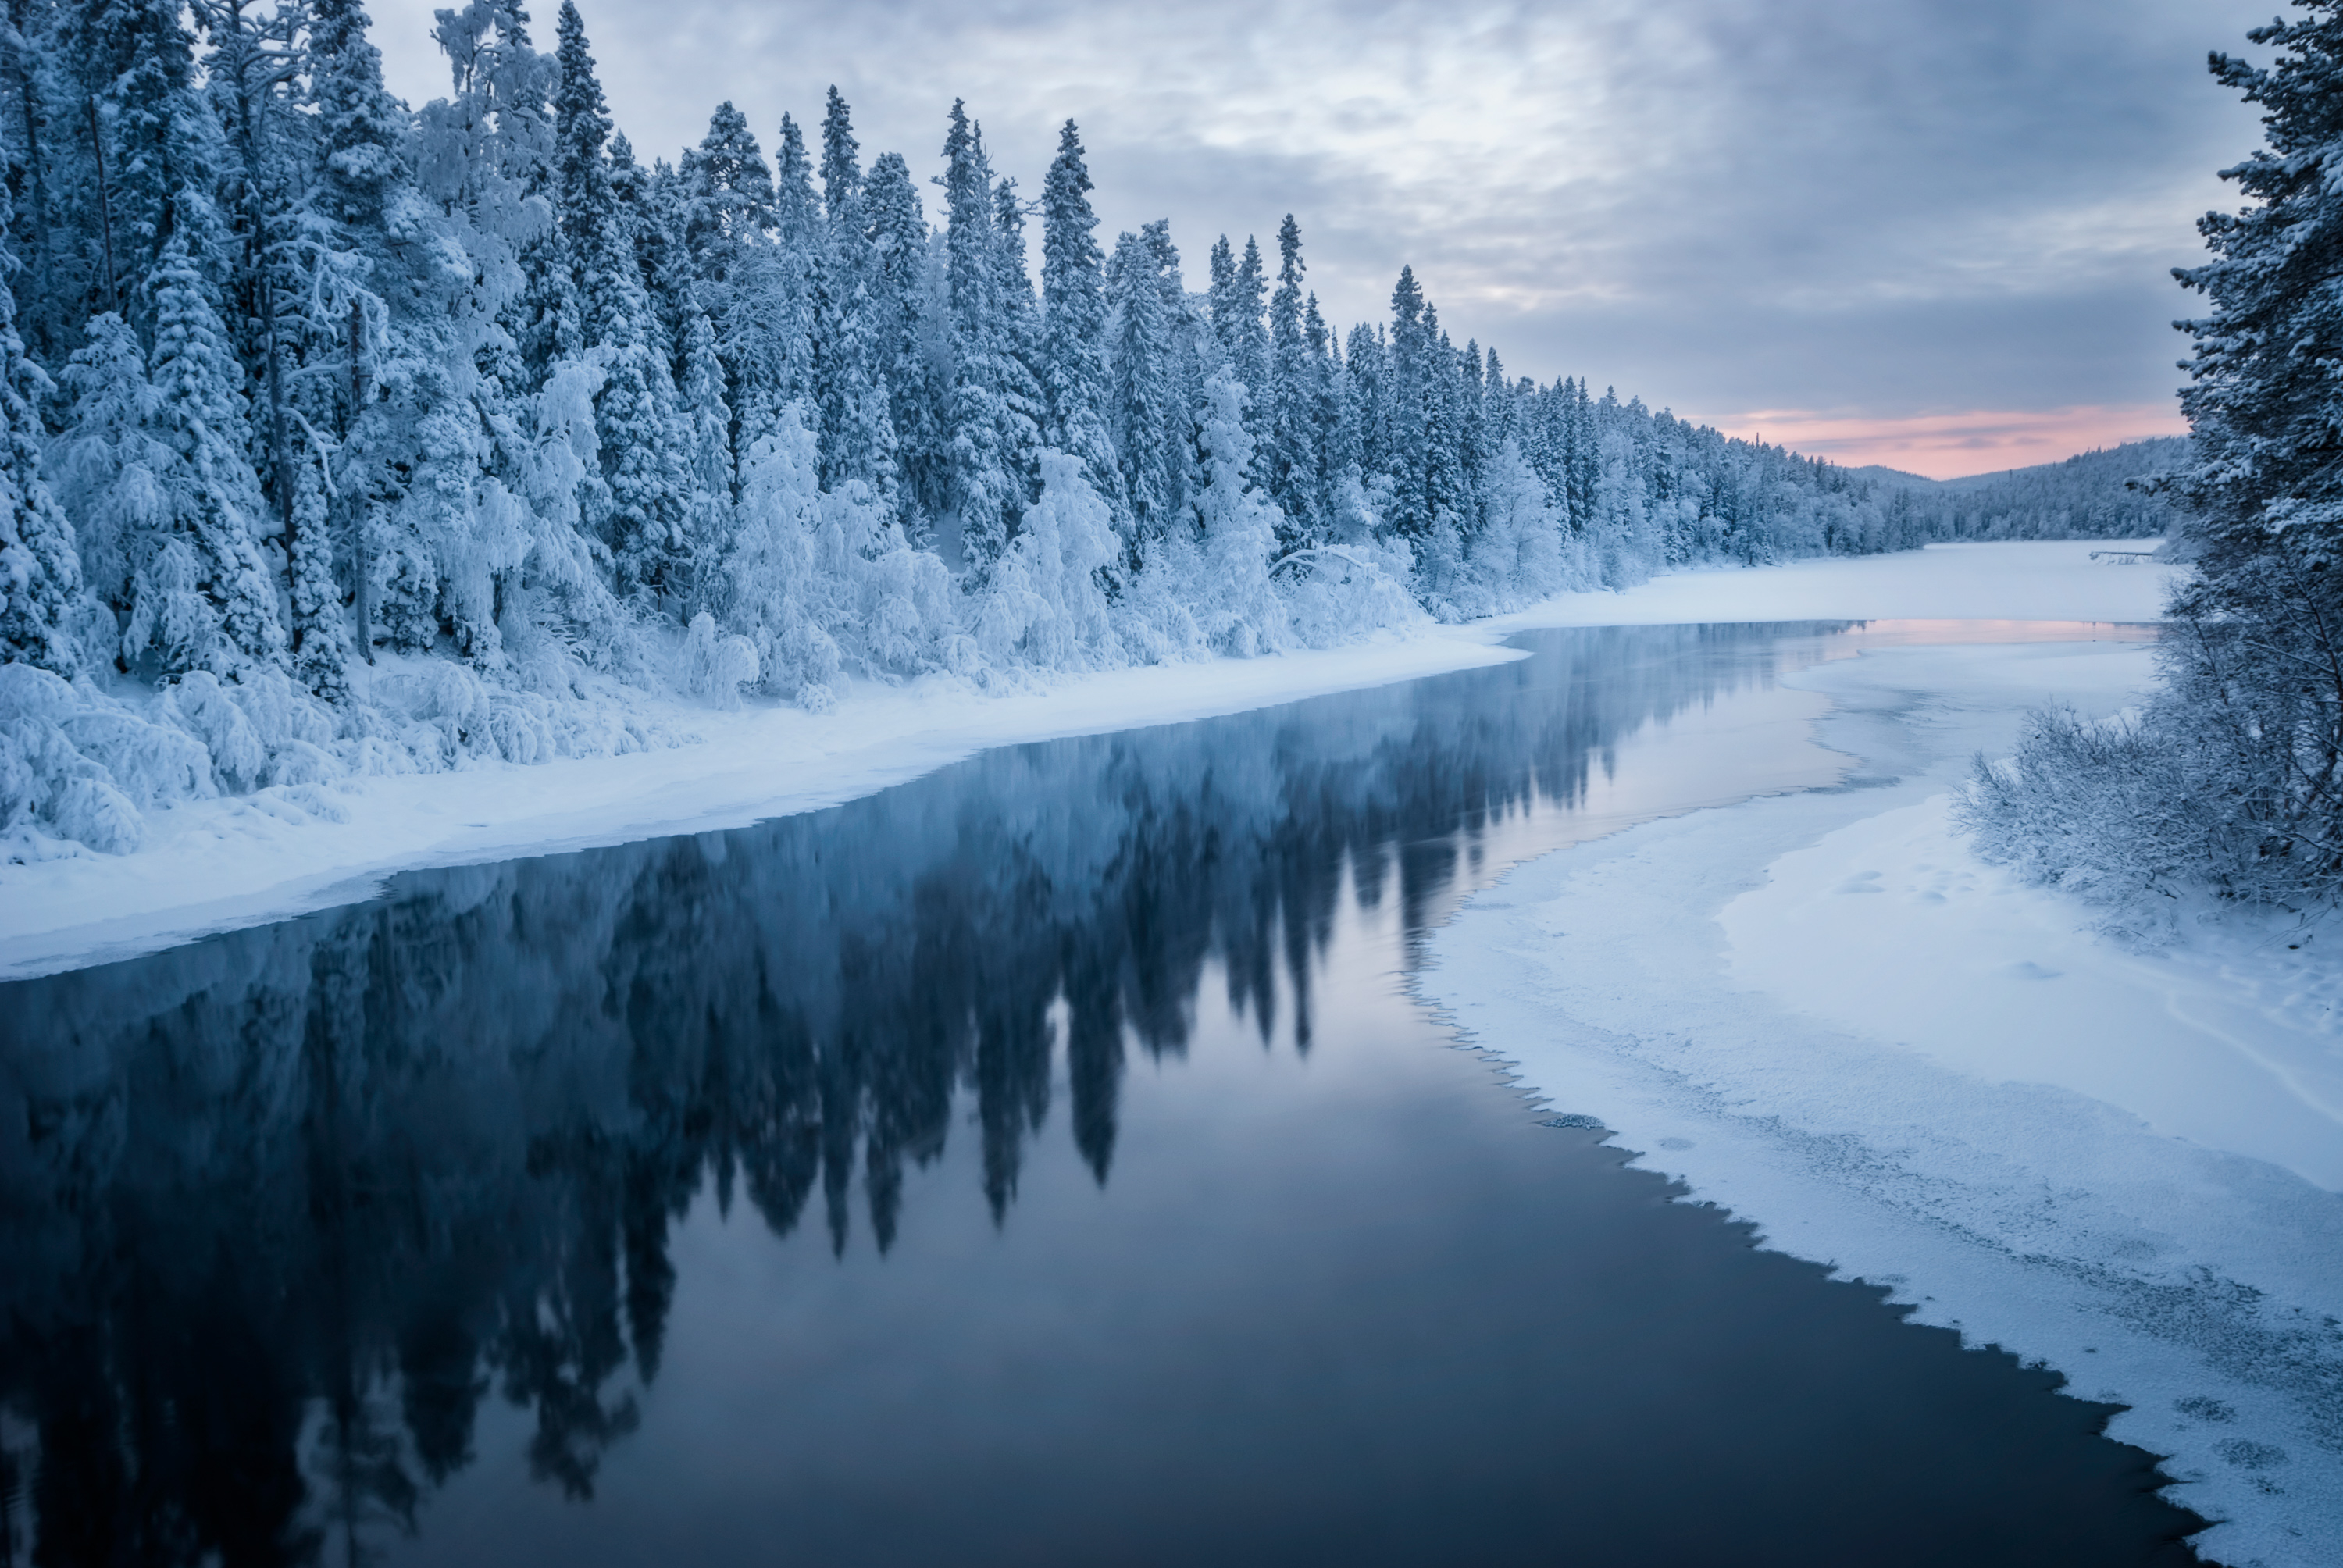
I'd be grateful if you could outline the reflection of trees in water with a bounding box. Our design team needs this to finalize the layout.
[0,624,1831,1565]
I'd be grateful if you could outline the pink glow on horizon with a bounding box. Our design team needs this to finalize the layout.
[1703,404,2189,479]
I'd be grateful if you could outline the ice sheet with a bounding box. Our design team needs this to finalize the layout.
[1422,634,2343,1567]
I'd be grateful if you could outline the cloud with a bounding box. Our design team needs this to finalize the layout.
[366,0,2272,461]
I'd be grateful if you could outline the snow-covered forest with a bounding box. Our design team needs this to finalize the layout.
[1865,437,2186,540]
[0,0,2116,861]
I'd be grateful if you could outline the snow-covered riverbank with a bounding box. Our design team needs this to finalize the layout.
[1422,611,2341,1566]
[0,540,2169,978]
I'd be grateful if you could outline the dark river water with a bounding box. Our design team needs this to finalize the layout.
[0,622,2199,1566]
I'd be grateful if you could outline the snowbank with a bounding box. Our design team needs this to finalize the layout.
[1,540,2173,979]
[1422,633,2341,1567]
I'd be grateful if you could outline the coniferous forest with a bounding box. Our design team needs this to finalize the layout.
[0,0,2114,859]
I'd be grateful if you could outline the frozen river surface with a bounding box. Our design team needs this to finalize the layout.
[0,622,2213,1565]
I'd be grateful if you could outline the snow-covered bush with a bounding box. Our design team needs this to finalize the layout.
[682,611,761,707]
[972,450,1123,674]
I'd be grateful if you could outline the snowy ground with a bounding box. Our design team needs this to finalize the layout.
[1423,568,2343,1566]
[0,541,2171,978]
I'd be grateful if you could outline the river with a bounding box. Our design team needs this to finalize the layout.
[0,622,2197,1566]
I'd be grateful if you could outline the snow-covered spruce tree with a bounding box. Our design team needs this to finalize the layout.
[554,5,689,611]
[992,177,1045,477]
[1180,370,1286,657]
[1965,2,2343,911]
[680,101,775,296]
[808,94,907,527]
[58,0,212,330]
[1262,215,1321,548]
[127,240,285,676]
[719,151,812,483]
[940,101,1015,581]
[812,87,870,495]
[676,303,735,614]
[1105,223,1189,567]
[973,447,1121,672]
[297,0,413,676]
[862,148,937,541]
[0,182,84,677]
[286,447,348,699]
[1040,120,1129,547]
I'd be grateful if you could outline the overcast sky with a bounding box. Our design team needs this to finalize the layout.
[369,0,2271,477]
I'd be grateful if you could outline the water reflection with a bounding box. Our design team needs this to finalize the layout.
[0,623,2188,1566]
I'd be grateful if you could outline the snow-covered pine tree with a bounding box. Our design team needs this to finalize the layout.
[677,102,779,469]
[1040,119,1129,548]
[200,0,305,574]
[1304,293,1348,525]
[291,0,423,675]
[1346,320,1391,508]
[941,100,1012,580]
[721,156,813,479]
[451,1,572,388]
[772,112,818,251]
[1185,370,1284,657]
[134,238,286,674]
[1231,234,1268,424]
[1206,235,1236,363]
[553,3,690,609]
[861,149,936,542]
[990,175,1043,521]
[819,280,899,513]
[613,142,690,369]
[819,86,859,230]
[59,0,211,328]
[676,303,733,613]
[1368,276,1423,541]
[1424,315,1471,529]
[551,0,619,340]
[680,101,775,287]
[0,180,84,676]
[2,0,69,365]
[1263,214,1318,546]
[1106,225,1184,563]
[286,446,348,697]
[2173,6,2343,606]
[813,88,883,498]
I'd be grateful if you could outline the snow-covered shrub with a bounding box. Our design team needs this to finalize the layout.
[1471,440,1589,608]
[1956,625,2343,936]
[972,451,1122,673]
[1183,374,1289,658]
[725,404,846,706]
[159,672,269,793]
[682,611,761,707]
[0,663,202,856]
[1279,537,1425,649]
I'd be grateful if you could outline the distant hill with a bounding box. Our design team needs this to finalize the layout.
[1858,437,2190,540]
[1846,464,1942,489]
